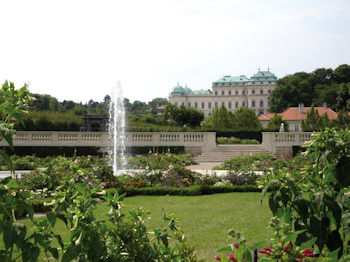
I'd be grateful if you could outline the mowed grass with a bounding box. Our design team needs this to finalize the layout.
[17,193,273,261]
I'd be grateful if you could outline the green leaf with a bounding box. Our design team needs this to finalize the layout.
[248,241,266,250]
[6,179,19,189]
[3,221,27,250]
[0,149,14,173]
[46,213,57,227]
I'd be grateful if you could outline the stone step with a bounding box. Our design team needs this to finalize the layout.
[196,144,270,163]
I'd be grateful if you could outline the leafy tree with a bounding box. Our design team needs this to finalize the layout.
[301,105,330,131]
[62,100,76,111]
[163,104,204,127]
[130,100,148,114]
[333,64,350,83]
[335,83,350,111]
[232,107,262,130]
[267,113,289,131]
[269,64,350,112]
[201,105,234,129]
[148,97,168,114]
[334,109,350,130]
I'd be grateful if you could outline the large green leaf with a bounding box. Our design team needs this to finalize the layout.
[3,221,27,250]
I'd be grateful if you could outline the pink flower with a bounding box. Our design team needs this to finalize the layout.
[229,254,237,262]
[233,242,239,249]
[146,166,149,170]
[284,246,290,255]
[169,165,174,169]
[258,250,271,256]
[265,161,269,166]
[214,255,221,261]
[140,166,143,169]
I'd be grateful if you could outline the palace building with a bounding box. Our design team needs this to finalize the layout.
[168,69,278,117]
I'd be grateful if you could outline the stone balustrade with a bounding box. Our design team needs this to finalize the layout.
[0,131,314,156]
[0,131,217,154]
[261,132,313,156]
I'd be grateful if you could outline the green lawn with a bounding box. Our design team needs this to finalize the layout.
[18,192,273,261]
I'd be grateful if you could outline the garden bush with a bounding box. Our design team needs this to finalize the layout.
[217,136,260,145]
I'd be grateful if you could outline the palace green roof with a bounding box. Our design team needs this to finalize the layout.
[249,70,277,82]
[171,83,192,94]
[214,75,249,83]
[191,89,211,95]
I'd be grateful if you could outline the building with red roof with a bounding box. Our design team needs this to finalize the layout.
[258,103,338,131]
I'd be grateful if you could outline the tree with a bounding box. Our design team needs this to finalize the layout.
[267,114,289,131]
[130,100,148,113]
[334,108,350,130]
[335,83,350,111]
[301,105,330,131]
[269,64,350,113]
[148,98,168,114]
[232,107,262,130]
[333,64,350,83]
[163,104,204,127]
[201,105,235,129]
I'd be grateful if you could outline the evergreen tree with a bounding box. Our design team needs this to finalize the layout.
[267,113,289,131]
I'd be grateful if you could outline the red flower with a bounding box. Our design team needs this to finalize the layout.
[258,250,271,256]
[214,255,221,261]
[233,242,239,249]
[301,248,316,257]
[263,246,272,252]
[283,246,290,255]
[229,254,237,262]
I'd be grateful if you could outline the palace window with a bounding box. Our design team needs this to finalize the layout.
[228,91,231,95]
[208,102,211,109]
[215,91,218,95]
[222,91,225,95]
[242,102,245,107]
[235,90,238,95]
[228,102,232,108]
[268,89,271,94]
[260,89,263,94]
[235,102,238,108]
[215,102,218,107]
[188,103,191,107]
[260,100,263,107]
[201,102,205,109]
[242,91,245,95]
[252,90,255,94]
[194,103,198,108]
[252,101,255,107]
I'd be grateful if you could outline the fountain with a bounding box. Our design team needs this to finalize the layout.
[108,81,127,175]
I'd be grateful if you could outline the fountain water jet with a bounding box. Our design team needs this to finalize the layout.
[108,81,127,175]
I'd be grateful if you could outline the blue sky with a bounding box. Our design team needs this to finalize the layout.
[1,0,349,104]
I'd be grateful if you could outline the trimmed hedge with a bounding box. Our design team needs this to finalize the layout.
[4,146,102,157]
[216,131,262,143]
[106,185,261,197]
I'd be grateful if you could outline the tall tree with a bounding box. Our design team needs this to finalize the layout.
[232,107,262,130]
[201,105,235,129]
[335,83,350,111]
[301,105,330,131]
[267,114,289,131]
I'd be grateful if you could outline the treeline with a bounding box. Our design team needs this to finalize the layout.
[269,64,350,112]
[18,94,169,131]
